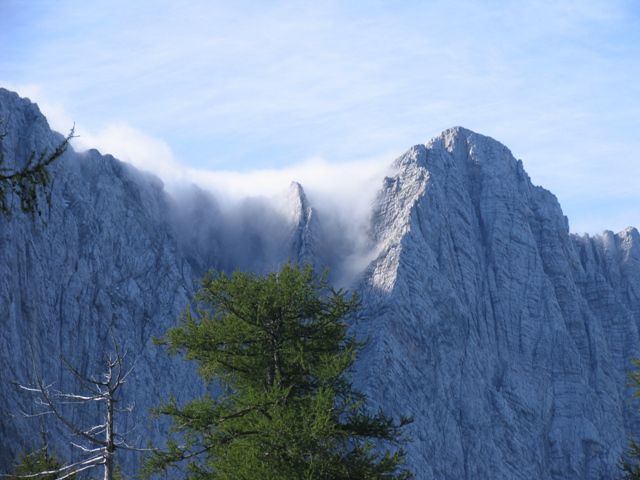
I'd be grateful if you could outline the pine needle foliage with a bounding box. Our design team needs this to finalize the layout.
[8,448,75,480]
[145,263,413,479]
[0,120,75,216]
[621,439,640,480]
[620,359,640,479]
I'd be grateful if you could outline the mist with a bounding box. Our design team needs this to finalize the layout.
[24,95,397,284]
[112,143,398,287]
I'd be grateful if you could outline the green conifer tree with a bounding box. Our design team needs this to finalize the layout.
[620,360,640,479]
[146,264,413,479]
[0,120,75,216]
[8,447,75,480]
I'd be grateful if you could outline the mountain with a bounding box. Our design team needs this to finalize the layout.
[1,88,639,479]
[0,89,201,470]
[356,128,640,478]
[0,88,320,473]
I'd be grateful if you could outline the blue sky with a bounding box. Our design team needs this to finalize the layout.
[2,0,639,233]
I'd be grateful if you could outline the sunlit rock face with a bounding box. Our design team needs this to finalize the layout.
[356,127,640,479]
[1,89,639,479]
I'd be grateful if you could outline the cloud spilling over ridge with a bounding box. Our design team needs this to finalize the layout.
[17,83,392,216]
[69,116,394,244]
[9,82,640,235]
[14,88,393,284]
[13,83,639,283]
[121,134,395,285]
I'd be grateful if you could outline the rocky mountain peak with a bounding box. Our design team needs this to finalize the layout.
[283,181,319,268]
[357,126,640,479]
[0,88,64,173]
[283,180,310,224]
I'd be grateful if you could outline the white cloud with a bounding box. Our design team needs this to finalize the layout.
[189,155,393,213]
[69,121,394,225]
[76,123,184,182]
[5,83,394,231]
[3,82,187,181]
[2,83,75,135]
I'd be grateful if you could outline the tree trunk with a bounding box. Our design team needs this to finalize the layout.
[104,394,114,480]
[266,317,281,388]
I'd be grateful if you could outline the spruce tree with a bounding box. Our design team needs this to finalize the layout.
[0,120,75,216]
[621,360,640,479]
[8,448,75,480]
[146,264,412,479]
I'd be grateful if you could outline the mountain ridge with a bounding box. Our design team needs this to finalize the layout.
[1,88,639,479]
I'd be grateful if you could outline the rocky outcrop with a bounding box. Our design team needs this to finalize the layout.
[0,89,202,471]
[356,127,640,479]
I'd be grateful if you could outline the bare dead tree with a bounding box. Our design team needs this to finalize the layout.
[4,341,152,480]
[0,118,76,216]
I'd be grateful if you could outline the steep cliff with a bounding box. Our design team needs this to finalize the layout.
[0,89,200,470]
[1,90,639,479]
[357,127,640,479]
[0,89,315,471]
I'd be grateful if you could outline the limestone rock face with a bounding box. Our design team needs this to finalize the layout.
[0,88,202,470]
[0,88,319,472]
[1,89,639,479]
[356,127,640,479]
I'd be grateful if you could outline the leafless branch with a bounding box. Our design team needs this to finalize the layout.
[0,454,103,478]
[50,392,104,402]
[84,423,107,435]
[70,442,104,454]
[31,376,107,447]
[56,460,104,480]
[8,336,149,480]
[112,439,157,453]
[60,355,104,391]
[18,409,54,418]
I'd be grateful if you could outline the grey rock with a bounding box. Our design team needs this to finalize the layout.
[0,88,201,472]
[356,127,640,479]
[0,88,319,474]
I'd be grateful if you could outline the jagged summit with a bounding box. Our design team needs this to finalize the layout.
[283,180,310,222]
[0,87,59,141]
[0,86,31,106]
[0,88,65,173]
[358,124,640,479]
[0,87,54,123]
[604,225,640,241]
[288,180,305,197]
[429,125,485,150]
[428,125,508,151]
[282,181,318,268]
[431,125,498,144]
[367,124,559,293]
[438,126,521,172]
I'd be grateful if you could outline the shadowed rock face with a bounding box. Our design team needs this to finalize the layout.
[0,89,316,472]
[0,89,201,471]
[1,89,639,479]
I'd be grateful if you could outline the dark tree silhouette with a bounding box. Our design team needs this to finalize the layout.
[0,119,75,216]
